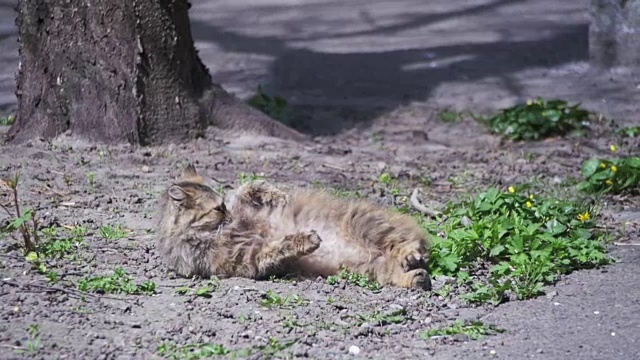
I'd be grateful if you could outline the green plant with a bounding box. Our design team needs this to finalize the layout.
[157,342,233,359]
[99,224,128,240]
[23,226,87,279]
[437,110,465,123]
[617,126,640,138]
[354,308,408,326]
[258,337,297,357]
[86,172,96,188]
[14,324,42,355]
[247,85,291,123]
[326,269,382,291]
[0,172,40,253]
[175,279,219,298]
[77,267,156,295]
[259,290,308,309]
[420,320,505,340]
[479,97,591,141]
[577,157,640,195]
[238,172,264,185]
[423,185,612,304]
[0,114,14,126]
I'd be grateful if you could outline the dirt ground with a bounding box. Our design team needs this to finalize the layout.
[1,0,640,359]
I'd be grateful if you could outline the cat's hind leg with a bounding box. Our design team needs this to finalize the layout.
[350,257,431,290]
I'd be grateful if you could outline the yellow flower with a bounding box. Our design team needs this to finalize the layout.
[611,165,617,173]
[600,162,607,169]
[577,211,591,222]
[526,201,533,208]
[526,99,533,106]
[610,144,618,153]
[605,179,613,186]
[508,186,515,193]
[529,194,534,199]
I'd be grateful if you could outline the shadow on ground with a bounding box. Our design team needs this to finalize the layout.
[189,0,588,135]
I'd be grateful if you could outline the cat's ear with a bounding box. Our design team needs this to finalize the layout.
[179,163,204,184]
[168,185,190,205]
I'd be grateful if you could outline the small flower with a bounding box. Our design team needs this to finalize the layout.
[605,179,613,186]
[611,165,618,173]
[508,186,515,193]
[526,99,533,106]
[600,162,607,169]
[529,194,534,199]
[526,201,533,208]
[577,211,591,222]
[610,144,618,153]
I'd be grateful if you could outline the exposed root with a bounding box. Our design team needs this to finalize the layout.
[410,188,444,219]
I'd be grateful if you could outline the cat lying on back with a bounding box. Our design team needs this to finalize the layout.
[156,164,432,290]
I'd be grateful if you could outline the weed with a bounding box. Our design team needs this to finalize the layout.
[238,172,264,185]
[326,269,382,292]
[14,324,41,355]
[156,341,232,359]
[378,172,401,195]
[355,308,408,326]
[268,274,296,283]
[422,185,612,304]
[247,85,291,124]
[438,110,465,123]
[23,226,87,279]
[577,157,640,195]
[175,279,219,298]
[420,320,505,341]
[478,97,591,141]
[0,114,14,126]
[617,126,640,138]
[282,315,306,328]
[77,267,156,295]
[86,172,96,188]
[258,337,297,357]
[329,187,362,199]
[99,224,128,240]
[0,172,40,253]
[259,290,308,309]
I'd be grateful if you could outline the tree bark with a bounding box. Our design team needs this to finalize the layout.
[8,0,306,145]
[589,0,640,68]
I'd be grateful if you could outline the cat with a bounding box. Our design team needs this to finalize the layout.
[155,164,431,290]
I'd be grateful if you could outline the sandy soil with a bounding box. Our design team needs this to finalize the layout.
[1,0,640,359]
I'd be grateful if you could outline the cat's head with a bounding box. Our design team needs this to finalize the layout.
[164,164,232,231]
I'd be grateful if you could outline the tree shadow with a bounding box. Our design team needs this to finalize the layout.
[189,0,590,136]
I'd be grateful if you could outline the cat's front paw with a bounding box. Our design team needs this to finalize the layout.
[248,180,289,207]
[293,230,322,256]
[401,251,426,272]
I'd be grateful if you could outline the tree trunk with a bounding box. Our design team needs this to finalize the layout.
[589,0,640,68]
[8,0,306,145]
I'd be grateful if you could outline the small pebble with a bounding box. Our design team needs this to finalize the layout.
[489,349,497,356]
[348,345,360,355]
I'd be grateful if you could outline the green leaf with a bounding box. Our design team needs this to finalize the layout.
[581,159,602,177]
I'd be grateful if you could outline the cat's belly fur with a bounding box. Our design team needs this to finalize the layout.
[292,221,377,276]
[262,193,383,277]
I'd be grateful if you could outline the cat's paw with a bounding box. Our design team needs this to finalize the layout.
[401,251,426,272]
[406,268,431,290]
[303,230,322,254]
[247,180,289,207]
[293,230,322,256]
